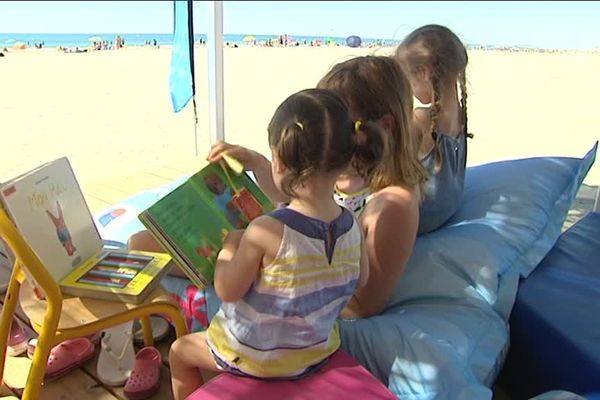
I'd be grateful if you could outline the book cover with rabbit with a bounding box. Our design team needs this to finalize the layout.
[0,157,103,281]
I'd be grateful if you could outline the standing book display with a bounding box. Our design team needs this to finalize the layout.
[0,157,171,304]
[138,156,274,288]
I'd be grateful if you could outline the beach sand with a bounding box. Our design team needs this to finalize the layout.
[1,46,599,216]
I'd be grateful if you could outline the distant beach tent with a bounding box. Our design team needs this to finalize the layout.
[242,35,256,42]
[12,42,26,50]
[346,35,362,48]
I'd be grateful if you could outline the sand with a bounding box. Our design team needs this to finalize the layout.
[1,45,599,214]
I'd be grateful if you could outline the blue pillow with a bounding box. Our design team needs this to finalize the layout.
[95,143,597,400]
[339,142,597,400]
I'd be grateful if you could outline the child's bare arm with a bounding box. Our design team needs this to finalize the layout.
[344,186,419,318]
[214,216,276,302]
[357,232,370,288]
[340,231,371,320]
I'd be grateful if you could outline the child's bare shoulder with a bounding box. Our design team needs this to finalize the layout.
[363,185,419,231]
[371,185,419,208]
[245,214,285,237]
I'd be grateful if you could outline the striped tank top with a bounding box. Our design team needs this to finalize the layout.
[206,206,362,378]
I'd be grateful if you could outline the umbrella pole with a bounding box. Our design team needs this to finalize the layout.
[207,0,225,146]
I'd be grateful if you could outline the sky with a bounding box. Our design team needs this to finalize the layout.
[0,1,599,49]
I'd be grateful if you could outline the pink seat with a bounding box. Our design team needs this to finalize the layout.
[186,350,397,400]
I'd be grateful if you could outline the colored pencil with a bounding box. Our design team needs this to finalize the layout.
[108,252,153,262]
[98,259,146,269]
[95,265,139,276]
[78,275,129,288]
[87,269,135,280]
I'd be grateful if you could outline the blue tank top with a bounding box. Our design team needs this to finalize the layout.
[418,131,467,234]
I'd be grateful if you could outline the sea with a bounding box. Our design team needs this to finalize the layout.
[0,33,394,49]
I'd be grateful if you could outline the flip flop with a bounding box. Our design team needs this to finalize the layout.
[133,316,171,345]
[123,347,162,400]
[45,337,95,381]
[97,321,136,386]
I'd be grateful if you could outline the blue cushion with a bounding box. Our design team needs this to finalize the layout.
[94,143,597,400]
[501,212,600,399]
[339,143,597,400]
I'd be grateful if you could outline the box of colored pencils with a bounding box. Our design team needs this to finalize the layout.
[59,250,172,304]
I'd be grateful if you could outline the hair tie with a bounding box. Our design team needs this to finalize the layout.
[354,120,362,134]
[295,121,304,130]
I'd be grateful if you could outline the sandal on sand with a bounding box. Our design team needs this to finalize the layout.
[123,347,162,400]
[133,316,171,345]
[45,337,95,381]
[97,321,136,386]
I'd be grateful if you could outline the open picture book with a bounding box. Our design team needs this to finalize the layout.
[0,157,172,304]
[138,157,274,288]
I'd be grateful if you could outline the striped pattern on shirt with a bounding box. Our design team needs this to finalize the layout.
[207,206,362,378]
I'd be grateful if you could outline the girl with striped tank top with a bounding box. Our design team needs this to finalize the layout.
[169,88,385,399]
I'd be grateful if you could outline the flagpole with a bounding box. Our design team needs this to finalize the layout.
[207,0,225,145]
[187,0,199,156]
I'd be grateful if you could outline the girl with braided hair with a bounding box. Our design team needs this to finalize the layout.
[395,24,472,234]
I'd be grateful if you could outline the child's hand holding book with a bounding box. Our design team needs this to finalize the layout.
[207,143,262,172]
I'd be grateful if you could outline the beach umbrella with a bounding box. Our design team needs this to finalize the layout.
[88,36,103,43]
[242,35,256,42]
[346,35,362,48]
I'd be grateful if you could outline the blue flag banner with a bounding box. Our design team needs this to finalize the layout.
[169,0,195,113]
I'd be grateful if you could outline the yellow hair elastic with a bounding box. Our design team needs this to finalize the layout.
[295,121,304,130]
[354,120,362,134]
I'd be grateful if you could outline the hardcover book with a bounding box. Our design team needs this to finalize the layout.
[138,158,273,288]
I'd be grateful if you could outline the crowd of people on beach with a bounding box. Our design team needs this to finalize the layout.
[219,33,387,48]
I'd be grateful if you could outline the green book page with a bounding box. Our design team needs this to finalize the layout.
[141,163,274,285]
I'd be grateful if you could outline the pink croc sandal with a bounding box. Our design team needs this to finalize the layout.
[45,337,95,381]
[123,346,162,400]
